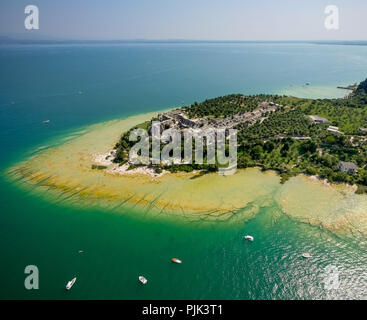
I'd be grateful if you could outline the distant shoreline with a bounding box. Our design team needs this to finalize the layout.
[1,37,367,46]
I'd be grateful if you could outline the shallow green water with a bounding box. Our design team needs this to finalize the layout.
[1,42,367,299]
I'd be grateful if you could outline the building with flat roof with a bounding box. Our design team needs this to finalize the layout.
[309,115,330,124]
[327,126,344,134]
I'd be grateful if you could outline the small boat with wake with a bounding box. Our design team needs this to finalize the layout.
[244,235,254,241]
[172,258,182,264]
[139,276,148,284]
[66,277,77,290]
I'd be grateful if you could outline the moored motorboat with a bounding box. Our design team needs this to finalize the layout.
[139,276,148,284]
[172,258,182,264]
[66,277,77,290]
[244,235,254,241]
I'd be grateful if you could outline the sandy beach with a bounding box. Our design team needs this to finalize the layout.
[93,150,168,177]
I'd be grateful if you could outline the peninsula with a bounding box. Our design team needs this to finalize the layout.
[6,79,367,237]
[113,78,367,192]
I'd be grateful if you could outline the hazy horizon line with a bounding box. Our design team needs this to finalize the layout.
[1,35,367,45]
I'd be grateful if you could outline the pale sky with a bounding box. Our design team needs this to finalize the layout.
[0,0,366,41]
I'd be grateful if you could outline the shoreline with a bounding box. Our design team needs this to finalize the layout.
[93,147,358,193]
[93,149,168,178]
[4,109,367,237]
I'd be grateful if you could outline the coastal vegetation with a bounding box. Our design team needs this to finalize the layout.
[91,164,108,170]
[113,79,367,192]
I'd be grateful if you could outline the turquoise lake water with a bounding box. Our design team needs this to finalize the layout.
[1,42,367,299]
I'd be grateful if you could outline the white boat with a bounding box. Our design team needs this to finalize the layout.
[244,235,254,241]
[66,277,77,290]
[42,120,50,123]
[172,258,182,264]
[139,276,147,284]
[302,253,312,259]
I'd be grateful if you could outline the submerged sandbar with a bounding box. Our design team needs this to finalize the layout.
[5,111,367,236]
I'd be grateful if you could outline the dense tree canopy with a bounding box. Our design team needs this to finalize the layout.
[114,78,367,192]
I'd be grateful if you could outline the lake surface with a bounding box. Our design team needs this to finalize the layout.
[1,42,367,299]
